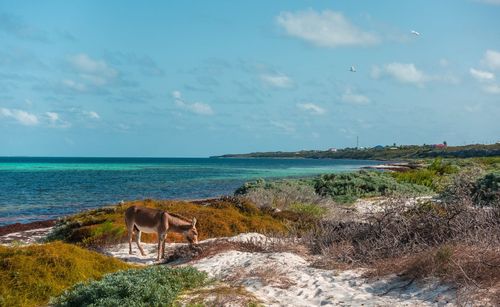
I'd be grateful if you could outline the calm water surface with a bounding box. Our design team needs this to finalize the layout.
[0,157,380,225]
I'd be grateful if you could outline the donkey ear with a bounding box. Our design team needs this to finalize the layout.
[192,217,197,227]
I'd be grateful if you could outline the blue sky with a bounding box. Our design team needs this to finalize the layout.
[0,0,499,157]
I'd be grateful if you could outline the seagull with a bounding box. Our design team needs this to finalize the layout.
[349,66,356,72]
[411,30,421,36]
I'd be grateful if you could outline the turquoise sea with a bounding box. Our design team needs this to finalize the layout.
[0,157,380,225]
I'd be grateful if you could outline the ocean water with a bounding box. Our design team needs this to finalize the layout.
[0,157,380,225]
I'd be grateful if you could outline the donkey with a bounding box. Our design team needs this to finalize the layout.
[124,205,198,261]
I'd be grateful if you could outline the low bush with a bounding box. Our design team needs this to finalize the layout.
[472,171,499,207]
[392,158,457,191]
[288,203,327,219]
[47,198,287,248]
[235,178,325,209]
[0,242,132,307]
[313,171,431,203]
[305,170,500,302]
[51,266,208,307]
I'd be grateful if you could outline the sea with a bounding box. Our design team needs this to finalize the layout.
[0,157,380,226]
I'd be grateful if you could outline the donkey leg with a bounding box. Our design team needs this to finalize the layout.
[126,221,133,255]
[161,233,167,259]
[135,230,146,256]
[156,235,162,261]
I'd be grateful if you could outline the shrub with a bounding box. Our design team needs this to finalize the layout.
[288,203,327,219]
[235,178,325,209]
[392,158,457,190]
[313,171,431,203]
[0,242,132,307]
[472,172,500,207]
[47,198,287,248]
[51,266,208,307]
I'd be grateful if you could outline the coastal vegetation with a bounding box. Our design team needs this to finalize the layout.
[52,266,208,307]
[236,170,433,205]
[0,242,132,307]
[47,198,287,247]
[218,143,500,160]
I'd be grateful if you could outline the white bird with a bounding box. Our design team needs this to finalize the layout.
[411,30,421,36]
[349,66,356,72]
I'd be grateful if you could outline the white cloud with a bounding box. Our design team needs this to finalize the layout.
[66,53,117,89]
[69,53,117,78]
[297,103,326,115]
[470,68,495,82]
[83,111,100,119]
[372,63,428,86]
[483,83,500,94]
[171,90,214,116]
[172,90,182,99]
[276,9,379,48]
[260,73,293,88]
[481,49,500,70]
[0,107,38,125]
[46,111,59,123]
[341,89,371,105]
[45,111,71,128]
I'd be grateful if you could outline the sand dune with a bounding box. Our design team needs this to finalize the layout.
[102,233,455,306]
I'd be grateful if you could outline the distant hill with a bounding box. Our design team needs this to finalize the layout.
[215,143,500,160]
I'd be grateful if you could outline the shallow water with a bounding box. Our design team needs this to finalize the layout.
[0,157,379,225]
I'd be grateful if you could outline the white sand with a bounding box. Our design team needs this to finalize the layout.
[101,233,273,265]
[0,227,53,245]
[102,233,455,306]
[191,250,454,307]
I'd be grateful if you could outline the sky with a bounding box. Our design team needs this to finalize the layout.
[0,0,499,157]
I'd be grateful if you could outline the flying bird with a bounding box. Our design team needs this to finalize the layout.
[349,66,356,72]
[411,30,421,36]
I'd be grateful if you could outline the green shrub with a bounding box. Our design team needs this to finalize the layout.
[0,242,132,307]
[392,158,458,191]
[472,172,500,207]
[314,171,431,203]
[51,266,208,307]
[235,178,324,209]
[288,203,327,219]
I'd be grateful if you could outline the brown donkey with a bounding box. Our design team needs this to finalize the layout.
[124,206,198,260]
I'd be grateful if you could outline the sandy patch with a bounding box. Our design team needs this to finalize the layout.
[0,227,54,245]
[190,250,455,307]
[102,233,455,306]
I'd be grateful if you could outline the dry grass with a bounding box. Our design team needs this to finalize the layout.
[177,283,261,307]
[224,266,296,290]
[165,236,309,264]
[48,197,287,247]
[304,170,500,303]
[0,242,133,307]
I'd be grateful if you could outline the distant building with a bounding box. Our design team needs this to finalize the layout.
[373,145,384,150]
[328,148,337,152]
[434,144,447,149]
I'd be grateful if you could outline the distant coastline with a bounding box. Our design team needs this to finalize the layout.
[214,143,500,160]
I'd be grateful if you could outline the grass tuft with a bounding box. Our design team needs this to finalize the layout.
[0,242,133,307]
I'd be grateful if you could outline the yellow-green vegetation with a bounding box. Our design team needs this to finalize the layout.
[0,242,133,307]
[177,283,262,307]
[52,266,208,307]
[288,203,327,219]
[391,158,457,191]
[47,198,287,247]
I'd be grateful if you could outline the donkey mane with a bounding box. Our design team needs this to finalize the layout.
[168,212,190,222]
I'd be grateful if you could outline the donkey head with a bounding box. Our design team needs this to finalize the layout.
[184,217,199,244]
